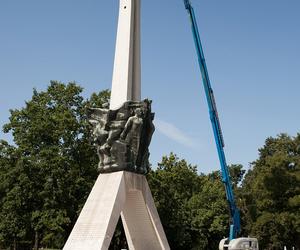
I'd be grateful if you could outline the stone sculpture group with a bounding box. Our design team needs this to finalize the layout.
[88,99,155,175]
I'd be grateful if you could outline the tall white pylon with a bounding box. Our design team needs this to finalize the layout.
[110,0,141,110]
[63,1,170,249]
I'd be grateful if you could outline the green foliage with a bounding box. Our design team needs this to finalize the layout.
[0,141,28,248]
[186,175,229,250]
[241,133,300,249]
[229,164,245,187]
[148,153,230,250]
[147,153,200,249]
[251,212,298,250]
[0,82,109,249]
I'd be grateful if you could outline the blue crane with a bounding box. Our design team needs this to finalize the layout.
[183,0,241,241]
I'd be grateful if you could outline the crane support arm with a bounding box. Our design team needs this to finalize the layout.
[183,0,241,240]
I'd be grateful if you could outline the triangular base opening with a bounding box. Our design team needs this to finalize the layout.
[109,218,128,250]
[64,171,170,250]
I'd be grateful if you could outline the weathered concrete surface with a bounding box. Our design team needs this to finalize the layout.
[110,0,141,110]
[63,171,170,250]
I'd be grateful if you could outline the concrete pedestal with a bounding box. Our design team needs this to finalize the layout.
[63,171,170,250]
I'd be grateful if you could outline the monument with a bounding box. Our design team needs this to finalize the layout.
[63,0,170,249]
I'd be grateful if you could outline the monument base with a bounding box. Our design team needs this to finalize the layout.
[63,171,170,250]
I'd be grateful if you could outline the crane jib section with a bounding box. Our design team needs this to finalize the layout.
[183,0,241,240]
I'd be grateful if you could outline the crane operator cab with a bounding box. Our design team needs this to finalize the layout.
[219,237,259,250]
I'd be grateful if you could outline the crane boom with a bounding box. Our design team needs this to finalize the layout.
[183,0,240,240]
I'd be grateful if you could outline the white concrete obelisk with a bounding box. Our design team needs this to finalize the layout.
[63,1,170,250]
[110,0,141,109]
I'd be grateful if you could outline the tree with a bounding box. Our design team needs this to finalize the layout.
[0,141,29,250]
[147,153,201,249]
[1,81,110,249]
[148,153,232,250]
[187,174,229,250]
[241,134,300,249]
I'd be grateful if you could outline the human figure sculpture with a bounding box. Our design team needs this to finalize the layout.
[120,108,144,159]
[87,100,154,175]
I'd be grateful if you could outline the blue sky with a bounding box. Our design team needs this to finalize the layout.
[1,0,299,173]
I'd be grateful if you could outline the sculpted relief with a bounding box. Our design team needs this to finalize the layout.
[87,100,155,175]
